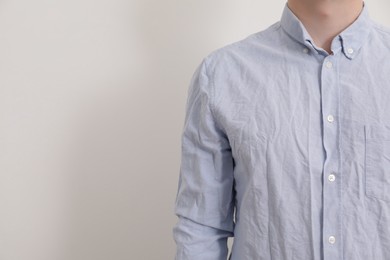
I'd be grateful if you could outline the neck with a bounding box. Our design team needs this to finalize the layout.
[287,0,364,54]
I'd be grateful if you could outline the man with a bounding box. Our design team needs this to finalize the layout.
[173,0,390,259]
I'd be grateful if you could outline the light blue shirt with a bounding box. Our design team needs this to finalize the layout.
[173,2,390,259]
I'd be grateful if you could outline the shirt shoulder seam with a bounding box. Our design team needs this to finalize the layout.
[371,22,390,35]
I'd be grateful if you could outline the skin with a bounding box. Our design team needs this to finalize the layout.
[287,0,364,54]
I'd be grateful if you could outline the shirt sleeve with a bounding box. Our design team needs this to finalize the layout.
[173,57,236,260]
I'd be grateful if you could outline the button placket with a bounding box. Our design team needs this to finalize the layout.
[321,54,341,259]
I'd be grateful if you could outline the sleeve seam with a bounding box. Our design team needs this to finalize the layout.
[203,56,229,143]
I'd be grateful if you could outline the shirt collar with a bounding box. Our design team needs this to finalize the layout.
[280,1,372,59]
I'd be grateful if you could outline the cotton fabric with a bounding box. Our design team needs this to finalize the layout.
[173,2,390,259]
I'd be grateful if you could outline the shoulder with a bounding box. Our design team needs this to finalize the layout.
[370,20,390,40]
[367,20,390,51]
[202,22,282,71]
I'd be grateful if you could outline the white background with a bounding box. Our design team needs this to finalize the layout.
[0,1,389,259]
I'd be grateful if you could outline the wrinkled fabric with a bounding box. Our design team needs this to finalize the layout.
[173,2,390,259]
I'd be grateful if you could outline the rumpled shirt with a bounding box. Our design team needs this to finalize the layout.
[173,1,390,259]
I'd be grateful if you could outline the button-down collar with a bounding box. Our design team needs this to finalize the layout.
[280,1,373,59]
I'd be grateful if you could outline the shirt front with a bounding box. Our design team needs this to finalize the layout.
[173,2,390,259]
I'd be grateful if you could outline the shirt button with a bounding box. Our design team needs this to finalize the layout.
[327,115,334,123]
[303,48,309,54]
[325,61,333,68]
[328,236,336,244]
[328,174,335,182]
[347,48,354,54]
